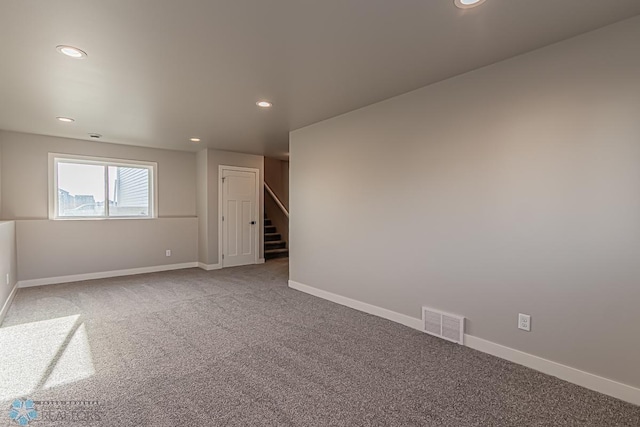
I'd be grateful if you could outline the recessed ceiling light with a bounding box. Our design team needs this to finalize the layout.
[256,101,273,108]
[89,133,102,139]
[56,116,75,123]
[454,0,486,9]
[56,45,87,59]
[190,137,201,142]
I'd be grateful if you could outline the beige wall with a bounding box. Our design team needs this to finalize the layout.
[16,218,197,281]
[0,221,17,323]
[196,149,209,265]
[0,140,3,216]
[0,131,198,281]
[290,17,640,389]
[0,131,266,278]
[199,149,264,266]
[0,131,196,219]
[264,157,289,210]
[282,160,289,210]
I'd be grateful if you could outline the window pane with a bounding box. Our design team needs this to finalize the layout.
[57,163,106,217]
[109,166,150,217]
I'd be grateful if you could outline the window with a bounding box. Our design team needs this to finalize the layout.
[50,154,157,219]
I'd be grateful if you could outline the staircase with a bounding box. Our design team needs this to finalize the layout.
[264,216,288,259]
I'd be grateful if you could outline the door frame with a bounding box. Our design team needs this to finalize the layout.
[218,165,261,268]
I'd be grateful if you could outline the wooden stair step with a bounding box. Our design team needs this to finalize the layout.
[265,240,286,249]
[264,248,289,259]
[265,232,281,241]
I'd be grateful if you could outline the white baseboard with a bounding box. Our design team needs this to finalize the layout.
[288,279,640,406]
[198,260,264,271]
[198,262,222,271]
[289,280,423,331]
[0,282,19,326]
[464,335,640,406]
[17,262,199,288]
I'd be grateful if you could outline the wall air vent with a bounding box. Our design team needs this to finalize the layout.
[422,306,465,345]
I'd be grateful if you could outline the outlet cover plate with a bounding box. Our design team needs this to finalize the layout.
[518,313,531,331]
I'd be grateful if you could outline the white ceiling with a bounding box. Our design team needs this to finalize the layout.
[1,1,639,158]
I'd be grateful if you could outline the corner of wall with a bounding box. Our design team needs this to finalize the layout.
[0,130,4,219]
[289,17,640,398]
[0,221,18,326]
[196,149,209,265]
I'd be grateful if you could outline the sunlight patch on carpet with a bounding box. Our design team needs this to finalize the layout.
[0,315,95,400]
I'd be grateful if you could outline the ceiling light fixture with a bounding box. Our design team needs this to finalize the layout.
[56,45,88,59]
[256,101,273,108]
[56,116,75,123]
[190,137,201,142]
[89,133,102,139]
[454,0,486,9]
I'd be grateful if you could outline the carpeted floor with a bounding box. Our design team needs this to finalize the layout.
[1,258,638,426]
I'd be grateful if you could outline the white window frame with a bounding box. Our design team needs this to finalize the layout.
[48,153,158,220]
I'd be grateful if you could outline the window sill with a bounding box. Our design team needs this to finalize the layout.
[50,216,157,221]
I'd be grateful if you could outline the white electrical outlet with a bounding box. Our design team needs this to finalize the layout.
[518,313,531,331]
[165,250,171,257]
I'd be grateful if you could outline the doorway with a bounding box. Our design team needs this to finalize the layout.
[219,166,260,267]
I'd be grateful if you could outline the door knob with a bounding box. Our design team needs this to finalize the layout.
[250,221,256,225]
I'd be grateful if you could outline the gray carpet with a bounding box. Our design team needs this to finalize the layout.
[1,259,638,426]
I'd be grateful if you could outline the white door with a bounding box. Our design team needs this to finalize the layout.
[222,168,258,267]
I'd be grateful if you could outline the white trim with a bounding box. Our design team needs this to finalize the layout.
[48,152,159,220]
[288,279,640,406]
[464,335,640,406]
[198,262,222,271]
[288,280,422,331]
[218,166,223,267]
[48,153,55,219]
[0,282,19,326]
[17,262,198,288]
[258,258,266,264]
[219,165,260,268]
